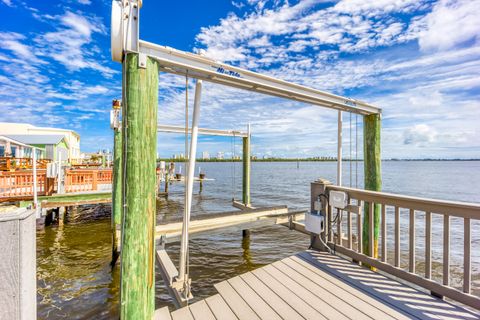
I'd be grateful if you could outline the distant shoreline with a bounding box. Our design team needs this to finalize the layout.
[157,158,480,162]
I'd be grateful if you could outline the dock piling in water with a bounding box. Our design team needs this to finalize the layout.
[112,99,122,263]
[120,53,159,319]
[362,113,382,257]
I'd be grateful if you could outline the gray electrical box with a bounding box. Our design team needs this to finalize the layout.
[329,190,348,209]
[305,212,324,234]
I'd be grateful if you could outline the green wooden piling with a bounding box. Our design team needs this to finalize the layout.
[120,53,158,319]
[362,114,382,257]
[242,136,251,206]
[112,124,122,262]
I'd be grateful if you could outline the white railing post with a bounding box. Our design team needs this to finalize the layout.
[32,149,38,217]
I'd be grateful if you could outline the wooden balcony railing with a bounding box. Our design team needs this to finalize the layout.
[0,169,113,201]
[323,184,480,310]
[64,169,112,193]
[0,170,47,198]
[0,157,51,171]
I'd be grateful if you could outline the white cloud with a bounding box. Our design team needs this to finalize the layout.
[0,33,41,62]
[403,124,437,145]
[77,0,91,4]
[418,0,480,52]
[158,0,480,158]
[34,11,115,76]
[1,0,13,7]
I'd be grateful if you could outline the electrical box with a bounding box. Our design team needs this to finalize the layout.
[329,190,348,209]
[46,163,58,178]
[305,211,324,234]
[313,200,322,212]
[110,109,121,129]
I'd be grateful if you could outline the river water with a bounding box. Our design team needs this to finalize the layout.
[36,161,480,319]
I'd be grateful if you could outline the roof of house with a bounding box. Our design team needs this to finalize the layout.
[0,122,80,138]
[0,135,44,149]
[5,134,68,146]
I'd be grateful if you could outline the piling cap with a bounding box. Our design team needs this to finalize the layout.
[314,178,331,185]
[112,99,121,109]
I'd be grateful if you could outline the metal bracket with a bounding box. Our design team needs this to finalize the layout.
[138,52,147,68]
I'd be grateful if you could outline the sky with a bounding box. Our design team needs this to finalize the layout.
[0,0,479,159]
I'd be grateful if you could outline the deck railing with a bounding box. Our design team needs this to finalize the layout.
[64,169,112,193]
[0,170,47,198]
[323,184,480,309]
[0,169,113,201]
[0,157,51,171]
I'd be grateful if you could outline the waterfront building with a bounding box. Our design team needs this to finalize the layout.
[0,122,81,161]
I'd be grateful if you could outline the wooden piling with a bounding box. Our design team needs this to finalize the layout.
[362,114,382,257]
[242,135,251,206]
[112,113,122,262]
[120,53,158,319]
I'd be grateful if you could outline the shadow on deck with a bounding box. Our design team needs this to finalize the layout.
[156,250,480,320]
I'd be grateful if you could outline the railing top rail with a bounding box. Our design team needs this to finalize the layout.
[327,185,480,219]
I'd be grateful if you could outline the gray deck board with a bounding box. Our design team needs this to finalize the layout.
[300,250,480,320]
[188,300,216,320]
[227,276,282,320]
[263,263,349,319]
[287,255,408,320]
[204,294,238,320]
[272,260,372,320]
[171,306,194,320]
[154,306,172,320]
[159,250,480,320]
[251,267,326,320]
[239,272,304,320]
[214,280,261,320]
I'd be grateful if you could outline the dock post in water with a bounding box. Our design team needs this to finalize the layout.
[111,99,122,263]
[120,53,159,319]
[242,124,251,206]
[362,113,382,257]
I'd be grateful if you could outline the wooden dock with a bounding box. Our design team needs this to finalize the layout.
[155,250,480,320]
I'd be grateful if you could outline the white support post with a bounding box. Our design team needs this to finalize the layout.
[57,152,62,194]
[32,149,38,214]
[337,110,343,186]
[178,79,202,289]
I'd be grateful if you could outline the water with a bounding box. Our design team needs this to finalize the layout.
[36,161,480,319]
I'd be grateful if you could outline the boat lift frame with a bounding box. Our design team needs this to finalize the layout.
[111,0,382,310]
[157,124,248,138]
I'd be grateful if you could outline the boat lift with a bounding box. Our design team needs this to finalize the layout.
[111,0,381,311]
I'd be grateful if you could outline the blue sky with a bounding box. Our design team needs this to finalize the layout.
[0,0,479,159]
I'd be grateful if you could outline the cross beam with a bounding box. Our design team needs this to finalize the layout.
[139,41,380,115]
[157,124,248,138]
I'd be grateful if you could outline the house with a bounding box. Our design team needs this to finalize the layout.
[4,135,68,161]
[0,122,80,160]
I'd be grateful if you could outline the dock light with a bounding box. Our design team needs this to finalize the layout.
[112,99,121,109]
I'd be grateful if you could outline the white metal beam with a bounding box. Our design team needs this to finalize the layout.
[139,40,381,115]
[158,124,248,137]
